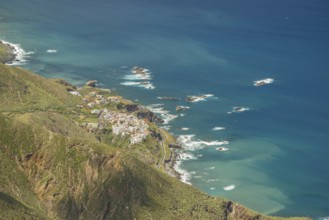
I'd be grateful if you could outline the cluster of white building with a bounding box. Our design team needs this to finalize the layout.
[70,88,149,144]
[99,109,149,144]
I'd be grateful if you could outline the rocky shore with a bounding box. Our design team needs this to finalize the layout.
[0,45,310,219]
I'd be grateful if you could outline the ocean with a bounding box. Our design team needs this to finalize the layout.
[1,0,329,218]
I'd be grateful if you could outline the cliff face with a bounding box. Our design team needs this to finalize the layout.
[0,63,310,220]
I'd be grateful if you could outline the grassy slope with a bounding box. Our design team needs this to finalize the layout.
[0,63,310,220]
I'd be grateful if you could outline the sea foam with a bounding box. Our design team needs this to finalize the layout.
[174,152,198,185]
[173,159,192,185]
[121,81,155,90]
[181,127,190,131]
[178,134,229,151]
[253,78,274,86]
[227,106,250,114]
[46,49,57,53]
[1,40,34,65]
[212,127,226,131]
[123,72,152,80]
[223,184,236,191]
[186,94,216,103]
[121,66,155,89]
[146,104,178,124]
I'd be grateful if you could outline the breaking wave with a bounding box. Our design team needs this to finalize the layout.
[146,104,178,124]
[1,40,34,65]
[223,184,236,191]
[178,134,229,151]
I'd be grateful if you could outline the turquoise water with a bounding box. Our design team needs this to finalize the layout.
[1,0,329,218]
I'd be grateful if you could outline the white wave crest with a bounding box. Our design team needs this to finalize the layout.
[146,104,178,124]
[46,49,57,53]
[228,106,250,114]
[177,134,229,151]
[123,73,152,81]
[121,66,155,89]
[212,127,226,131]
[181,127,190,131]
[206,178,220,183]
[223,184,235,191]
[186,94,215,103]
[121,81,155,90]
[173,160,192,185]
[253,78,274,86]
[176,152,197,161]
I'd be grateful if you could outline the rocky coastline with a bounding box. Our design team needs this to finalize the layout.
[0,41,310,219]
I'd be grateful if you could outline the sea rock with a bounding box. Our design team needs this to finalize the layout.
[227,106,250,114]
[86,80,97,87]
[253,78,274,86]
[185,96,197,102]
[132,66,147,75]
[158,96,181,101]
[176,106,190,111]
[185,95,207,102]
[185,94,213,103]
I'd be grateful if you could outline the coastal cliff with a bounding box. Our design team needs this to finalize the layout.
[0,41,16,64]
[0,47,310,219]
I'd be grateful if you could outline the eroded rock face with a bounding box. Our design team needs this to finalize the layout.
[136,110,164,124]
[124,104,139,112]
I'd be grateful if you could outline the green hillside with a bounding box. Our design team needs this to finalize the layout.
[0,57,310,219]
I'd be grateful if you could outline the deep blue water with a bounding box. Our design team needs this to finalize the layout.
[1,0,329,218]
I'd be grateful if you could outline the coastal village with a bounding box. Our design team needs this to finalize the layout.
[70,80,150,145]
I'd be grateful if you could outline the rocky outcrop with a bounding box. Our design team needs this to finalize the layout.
[0,41,16,64]
[176,105,190,111]
[157,96,181,101]
[132,66,148,75]
[149,130,163,141]
[136,110,164,124]
[54,79,77,91]
[85,80,97,87]
[124,104,139,112]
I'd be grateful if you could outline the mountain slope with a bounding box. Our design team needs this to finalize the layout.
[0,63,310,220]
